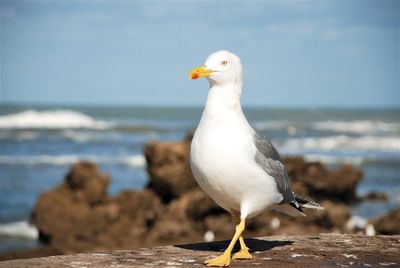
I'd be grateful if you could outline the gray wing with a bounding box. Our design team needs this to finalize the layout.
[254,132,296,204]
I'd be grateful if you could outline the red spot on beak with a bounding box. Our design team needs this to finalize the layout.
[192,73,199,79]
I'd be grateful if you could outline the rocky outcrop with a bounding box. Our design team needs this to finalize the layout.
[361,191,389,202]
[1,234,399,267]
[30,162,164,253]
[0,137,369,261]
[142,137,357,238]
[144,136,197,203]
[283,157,362,203]
[144,139,363,204]
[371,208,400,235]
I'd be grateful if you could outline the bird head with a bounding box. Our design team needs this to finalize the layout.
[189,50,243,87]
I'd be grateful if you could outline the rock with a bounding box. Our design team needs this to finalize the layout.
[65,161,110,205]
[31,182,92,247]
[107,190,164,248]
[284,157,362,202]
[243,200,350,237]
[1,234,399,267]
[371,208,400,235]
[0,247,61,262]
[145,138,363,204]
[144,136,198,203]
[2,136,370,261]
[147,189,226,245]
[361,191,389,202]
[30,162,164,254]
[140,136,361,240]
[170,189,224,221]
[30,162,111,250]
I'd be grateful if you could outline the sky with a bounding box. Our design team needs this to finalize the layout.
[0,0,399,108]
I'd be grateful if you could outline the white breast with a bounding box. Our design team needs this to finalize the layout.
[190,114,282,218]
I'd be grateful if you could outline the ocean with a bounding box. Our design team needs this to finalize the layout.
[0,104,399,253]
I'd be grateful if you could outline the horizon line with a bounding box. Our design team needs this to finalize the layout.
[1,101,399,111]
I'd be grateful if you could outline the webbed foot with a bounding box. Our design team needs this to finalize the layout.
[204,252,231,267]
[232,247,252,259]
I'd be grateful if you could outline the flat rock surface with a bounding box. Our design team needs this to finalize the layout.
[1,234,399,267]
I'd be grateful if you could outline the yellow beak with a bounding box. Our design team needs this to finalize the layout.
[188,65,212,80]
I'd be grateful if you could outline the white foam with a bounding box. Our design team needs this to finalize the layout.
[0,130,41,141]
[304,154,364,165]
[16,131,41,140]
[0,221,38,239]
[254,120,289,131]
[312,120,400,134]
[62,130,99,142]
[278,135,400,153]
[0,154,146,167]
[254,121,299,136]
[0,110,112,129]
[120,155,146,167]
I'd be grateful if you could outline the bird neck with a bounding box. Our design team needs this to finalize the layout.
[203,82,245,123]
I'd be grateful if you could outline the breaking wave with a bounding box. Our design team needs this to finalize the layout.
[0,110,113,129]
[254,120,289,131]
[277,135,400,153]
[0,154,146,167]
[312,120,400,134]
[303,154,365,165]
[0,221,38,240]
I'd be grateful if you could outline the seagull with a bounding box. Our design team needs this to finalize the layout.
[188,50,323,267]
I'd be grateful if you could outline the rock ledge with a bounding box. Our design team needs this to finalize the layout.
[1,234,399,267]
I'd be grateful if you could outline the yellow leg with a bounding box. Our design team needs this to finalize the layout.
[231,213,252,260]
[204,218,246,267]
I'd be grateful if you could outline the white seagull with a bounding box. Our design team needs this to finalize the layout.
[188,50,323,267]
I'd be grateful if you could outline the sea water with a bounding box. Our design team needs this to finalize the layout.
[0,104,399,252]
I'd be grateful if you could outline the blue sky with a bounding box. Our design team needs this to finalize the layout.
[0,0,399,107]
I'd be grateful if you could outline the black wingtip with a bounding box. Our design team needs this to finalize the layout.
[294,193,324,210]
[289,202,304,213]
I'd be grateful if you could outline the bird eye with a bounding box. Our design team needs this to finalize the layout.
[221,60,228,65]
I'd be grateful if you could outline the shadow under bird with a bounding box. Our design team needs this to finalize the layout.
[188,50,324,267]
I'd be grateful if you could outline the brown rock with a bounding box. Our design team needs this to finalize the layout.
[144,137,363,204]
[362,191,389,202]
[371,208,400,235]
[144,137,199,203]
[65,161,110,205]
[284,157,362,202]
[171,189,224,221]
[30,162,111,251]
[147,189,225,245]
[141,137,361,241]
[102,190,164,249]
[301,200,351,230]
[30,183,92,247]
[204,214,234,239]
[4,136,369,262]
[30,162,164,254]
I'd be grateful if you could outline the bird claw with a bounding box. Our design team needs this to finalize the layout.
[204,253,231,267]
[232,248,253,259]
